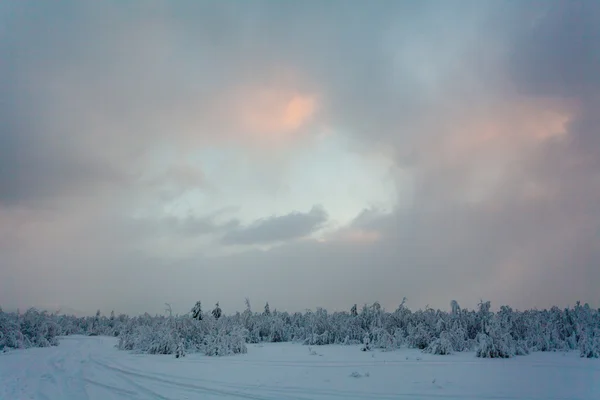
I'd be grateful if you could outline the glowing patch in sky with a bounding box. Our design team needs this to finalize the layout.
[235,88,317,140]
[422,96,577,204]
[317,228,382,244]
[140,129,398,250]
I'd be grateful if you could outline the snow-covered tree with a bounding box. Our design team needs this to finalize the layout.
[407,322,432,350]
[191,301,203,320]
[203,325,248,356]
[446,320,469,351]
[361,334,371,351]
[0,308,61,351]
[1,297,591,360]
[212,302,222,320]
[175,339,186,358]
[371,327,396,351]
[425,331,454,355]
[475,313,518,358]
[451,300,461,315]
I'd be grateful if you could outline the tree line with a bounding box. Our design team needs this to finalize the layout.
[1,300,598,359]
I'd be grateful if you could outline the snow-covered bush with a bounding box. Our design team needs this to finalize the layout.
[361,334,371,351]
[5,298,595,360]
[175,339,186,358]
[425,331,454,355]
[112,300,596,360]
[371,327,396,351]
[116,314,250,357]
[203,327,248,356]
[19,309,61,347]
[118,324,177,355]
[579,329,600,358]
[407,323,432,350]
[177,317,210,352]
[0,308,61,351]
[0,311,23,351]
[393,328,406,348]
[303,331,332,346]
[475,332,515,358]
[117,316,183,355]
[267,316,289,343]
[474,310,525,358]
[445,322,469,351]
[515,339,530,355]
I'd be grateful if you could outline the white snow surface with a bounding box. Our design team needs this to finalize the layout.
[1,336,599,400]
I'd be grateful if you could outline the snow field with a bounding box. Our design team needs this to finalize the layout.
[1,335,599,400]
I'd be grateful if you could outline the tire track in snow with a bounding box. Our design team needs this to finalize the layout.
[81,377,140,399]
[91,356,394,400]
[5,337,595,400]
[91,356,311,400]
[44,348,90,400]
[90,356,452,400]
[160,357,598,370]
[105,372,174,400]
[92,355,585,400]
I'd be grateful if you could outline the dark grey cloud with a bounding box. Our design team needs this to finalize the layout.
[503,0,600,290]
[0,129,127,208]
[510,1,600,98]
[508,1,600,171]
[0,2,222,206]
[0,3,132,206]
[222,206,327,245]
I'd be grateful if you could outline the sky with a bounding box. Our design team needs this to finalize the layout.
[1,1,599,316]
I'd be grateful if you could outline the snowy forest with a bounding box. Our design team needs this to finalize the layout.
[1,300,599,359]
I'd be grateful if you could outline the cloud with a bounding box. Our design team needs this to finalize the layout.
[0,1,598,315]
[233,86,318,139]
[222,205,327,245]
[153,213,239,237]
[0,2,323,208]
[319,228,382,245]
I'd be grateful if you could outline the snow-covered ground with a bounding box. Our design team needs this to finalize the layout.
[1,336,598,400]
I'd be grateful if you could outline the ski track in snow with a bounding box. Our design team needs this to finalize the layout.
[1,336,599,400]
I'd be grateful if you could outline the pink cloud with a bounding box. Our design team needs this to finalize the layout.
[411,96,579,204]
[318,227,382,245]
[229,86,318,145]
